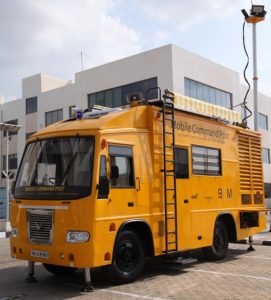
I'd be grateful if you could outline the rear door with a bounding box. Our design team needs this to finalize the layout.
[175,146,191,250]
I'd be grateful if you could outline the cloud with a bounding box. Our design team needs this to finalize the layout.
[0,0,269,101]
[0,0,141,100]
[140,0,248,31]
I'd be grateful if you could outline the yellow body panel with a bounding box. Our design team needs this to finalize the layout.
[10,104,266,268]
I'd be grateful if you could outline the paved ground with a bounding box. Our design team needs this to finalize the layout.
[1,237,271,300]
[1,214,271,299]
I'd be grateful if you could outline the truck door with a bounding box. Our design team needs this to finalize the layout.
[175,146,191,249]
[107,144,137,216]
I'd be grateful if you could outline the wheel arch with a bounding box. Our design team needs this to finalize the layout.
[215,212,237,243]
[114,219,155,258]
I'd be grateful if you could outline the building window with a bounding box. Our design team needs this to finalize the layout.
[69,105,76,118]
[259,113,268,130]
[88,77,158,108]
[262,148,270,164]
[184,78,232,109]
[264,183,271,199]
[3,119,18,137]
[192,146,221,176]
[2,154,18,170]
[175,147,189,179]
[26,97,37,114]
[45,109,63,126]
[109,145,134,188]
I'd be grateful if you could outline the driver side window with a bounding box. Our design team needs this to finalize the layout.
[109,145,135,188]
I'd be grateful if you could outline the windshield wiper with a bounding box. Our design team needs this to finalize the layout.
[31,139,43,186]
[59,136,80,185]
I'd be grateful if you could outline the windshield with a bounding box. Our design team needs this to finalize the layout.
[14,136,94,200]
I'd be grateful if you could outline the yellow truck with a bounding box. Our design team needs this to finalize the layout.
[10,89,266,290]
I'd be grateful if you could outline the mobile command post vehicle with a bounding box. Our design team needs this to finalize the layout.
[10,89,266,290]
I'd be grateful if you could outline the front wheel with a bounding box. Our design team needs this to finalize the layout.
[108,230,145,284]
[203,220,229,261]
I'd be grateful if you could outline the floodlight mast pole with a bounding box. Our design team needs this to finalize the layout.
[242,6,266,131]
[6,131,9,224]
[241,5,267,249]
[0,123,21,228]
[252,22,259,131]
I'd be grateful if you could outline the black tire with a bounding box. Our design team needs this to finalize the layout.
[43,263,77,275]
[108,230,145,284]
[203,220,229,261]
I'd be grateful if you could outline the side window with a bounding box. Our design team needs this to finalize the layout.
[175,148,189,179]
[109,145,135,188]
[98,155,109,199]
[192,146,221,176]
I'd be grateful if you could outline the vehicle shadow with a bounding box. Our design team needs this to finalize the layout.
[0,246,250,299]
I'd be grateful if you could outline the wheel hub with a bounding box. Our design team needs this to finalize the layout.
[118,241,138,271]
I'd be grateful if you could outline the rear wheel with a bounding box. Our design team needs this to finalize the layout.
[43,263,77,275]
[108,230,145,284]
[203,220,229,261]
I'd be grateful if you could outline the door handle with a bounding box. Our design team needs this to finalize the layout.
[136,177,141,191]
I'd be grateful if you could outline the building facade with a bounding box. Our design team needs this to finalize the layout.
[0,44,270,198]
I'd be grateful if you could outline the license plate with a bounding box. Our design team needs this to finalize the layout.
[31,250,49,259]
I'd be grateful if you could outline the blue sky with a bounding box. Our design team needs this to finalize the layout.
[0,0,270,101]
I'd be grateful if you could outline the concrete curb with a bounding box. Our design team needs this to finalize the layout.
[237,239,271,246]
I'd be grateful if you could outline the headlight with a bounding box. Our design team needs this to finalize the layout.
[11,228,18,238]
[66,231,90,243]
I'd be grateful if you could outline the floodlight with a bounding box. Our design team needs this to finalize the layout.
[241,4,267,23]
[251,5,266,17]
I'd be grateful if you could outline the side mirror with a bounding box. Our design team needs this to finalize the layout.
[111,166,119,179]
[98,177,110,199]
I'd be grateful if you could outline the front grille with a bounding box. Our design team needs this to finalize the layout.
[27,209,54,244]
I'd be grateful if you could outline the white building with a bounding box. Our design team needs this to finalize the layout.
[1,44,271,197]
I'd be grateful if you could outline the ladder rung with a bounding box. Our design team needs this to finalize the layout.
[163,249,178,254]
[165,159,174,162]
[165,131,173,135]
[167,216,176,219]
[165,145,173,148]
[166,202,176,205]
[166,174,174,177]
[167,231,176,235]
[165,170,174,172]
[166,188,175,190]
[165,118,174,121]
[167,242,177,245]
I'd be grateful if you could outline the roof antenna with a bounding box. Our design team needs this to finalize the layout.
[80,51,84,71]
